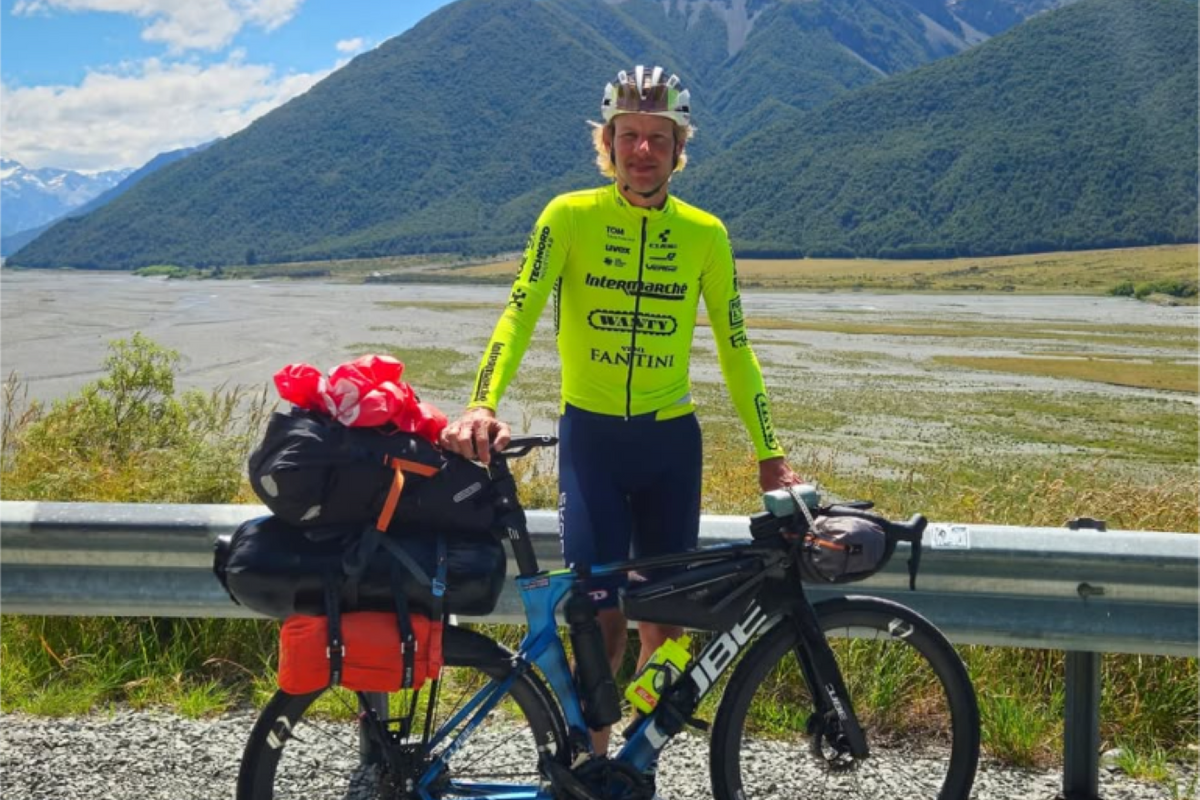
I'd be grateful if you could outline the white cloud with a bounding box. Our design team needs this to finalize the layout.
[12,0,305,52]
[335,37,365,55]
[1,54,331,171]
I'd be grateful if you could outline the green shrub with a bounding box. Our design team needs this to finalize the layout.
[1,332,269,504]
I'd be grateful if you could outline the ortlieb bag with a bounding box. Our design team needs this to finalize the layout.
[248,408,494,535]
[213,516,506,619]
[278,611,443,694]
[799,516,889,584]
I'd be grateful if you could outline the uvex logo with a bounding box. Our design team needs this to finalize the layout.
[588,310,677,336]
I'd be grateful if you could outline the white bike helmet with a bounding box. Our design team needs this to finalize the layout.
[601,65,691,127]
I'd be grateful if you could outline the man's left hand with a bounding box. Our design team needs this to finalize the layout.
[758,456,804,493]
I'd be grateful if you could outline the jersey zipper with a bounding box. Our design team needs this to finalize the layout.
[625,216,648,419]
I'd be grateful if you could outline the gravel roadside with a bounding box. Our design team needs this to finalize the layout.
[1,709,1192,800]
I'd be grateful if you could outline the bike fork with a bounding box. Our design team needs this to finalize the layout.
[788,601,870,760]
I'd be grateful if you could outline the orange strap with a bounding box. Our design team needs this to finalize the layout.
[808,534,848,552]
[375,456,440,531]
[376,467,405,532]
[389,457,439,477]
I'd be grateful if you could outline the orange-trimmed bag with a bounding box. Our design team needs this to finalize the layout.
[278,611,444,694]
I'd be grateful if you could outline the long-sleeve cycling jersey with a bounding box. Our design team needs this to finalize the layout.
[469,183,784,461]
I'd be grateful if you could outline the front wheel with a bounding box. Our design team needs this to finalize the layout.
[710,596,979,800]
[237,625,569,800]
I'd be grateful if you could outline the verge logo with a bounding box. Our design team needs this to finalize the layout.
[645,261,677,273]
[588,309,677,336]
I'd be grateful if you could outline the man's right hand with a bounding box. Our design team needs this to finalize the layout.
[439,407,511,465]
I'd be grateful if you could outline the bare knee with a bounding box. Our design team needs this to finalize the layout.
[637,622,684,670]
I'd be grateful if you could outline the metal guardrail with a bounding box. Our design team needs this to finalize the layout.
[2,501,1197,800]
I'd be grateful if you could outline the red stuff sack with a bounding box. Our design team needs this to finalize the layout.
[278,612,444,695]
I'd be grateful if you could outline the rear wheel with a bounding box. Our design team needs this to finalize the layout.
[710,596,979,800]
[237,625,568,800]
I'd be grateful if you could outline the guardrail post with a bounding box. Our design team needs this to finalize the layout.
[1061,516,1106,800]
[1062,650,1102,800]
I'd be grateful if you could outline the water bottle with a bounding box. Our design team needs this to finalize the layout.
[625,635,693,714]
[565,589,622,730]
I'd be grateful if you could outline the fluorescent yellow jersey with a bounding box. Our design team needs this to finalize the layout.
[470,184,784,461]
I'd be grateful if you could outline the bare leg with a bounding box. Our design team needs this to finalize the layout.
[588,614,685,754]
[636,621,683,671]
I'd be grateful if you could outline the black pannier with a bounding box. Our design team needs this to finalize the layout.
[213,516,506,619]
[621,556,772,631]
[248,408,494,535]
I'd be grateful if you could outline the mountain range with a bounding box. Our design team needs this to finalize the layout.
[0,144,214,257]
[688,0,1198,256]
[7,0,1195,270]
[0,160,130,239]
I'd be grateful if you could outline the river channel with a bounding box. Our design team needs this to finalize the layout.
[2,269,1195,411]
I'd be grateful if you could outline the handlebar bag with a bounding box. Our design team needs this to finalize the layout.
[799,516,890,584]
[248,408,494,536]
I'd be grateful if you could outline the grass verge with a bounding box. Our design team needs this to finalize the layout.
[1,330,1195,777]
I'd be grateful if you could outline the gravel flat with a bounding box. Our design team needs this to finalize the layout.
[2,709,1192,800]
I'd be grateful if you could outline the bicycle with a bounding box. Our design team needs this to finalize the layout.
[236,435,980,800]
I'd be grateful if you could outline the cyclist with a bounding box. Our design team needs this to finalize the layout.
[441,65,802,752]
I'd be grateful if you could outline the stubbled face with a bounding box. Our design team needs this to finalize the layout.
[607,114,683,207]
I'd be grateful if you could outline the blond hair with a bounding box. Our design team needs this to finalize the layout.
[589,120,694,179]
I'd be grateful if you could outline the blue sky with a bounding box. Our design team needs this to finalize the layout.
[1,0,457,172]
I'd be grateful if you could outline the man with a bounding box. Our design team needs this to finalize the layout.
[441,65,801,751]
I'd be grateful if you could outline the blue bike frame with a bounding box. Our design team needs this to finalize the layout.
[413,549,782,800]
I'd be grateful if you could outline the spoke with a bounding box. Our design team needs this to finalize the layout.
[295,719,359,752]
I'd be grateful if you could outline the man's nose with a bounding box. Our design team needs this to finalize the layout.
[635,137,652,154]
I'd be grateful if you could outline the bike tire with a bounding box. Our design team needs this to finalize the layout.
[237,624,569,800]
[710,595,979,800]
